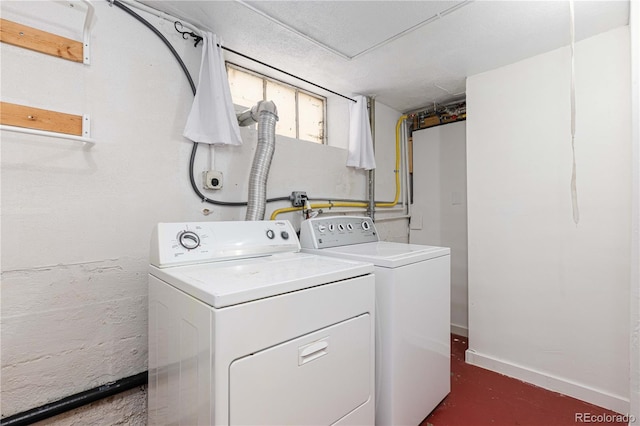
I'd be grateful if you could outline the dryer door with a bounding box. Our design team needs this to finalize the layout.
[229,313,371,425]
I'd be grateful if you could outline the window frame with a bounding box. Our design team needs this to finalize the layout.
[226,62,327,144]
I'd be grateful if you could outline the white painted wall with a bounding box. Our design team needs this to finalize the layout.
[0,1,401,420]
[410,121,468,336]
[465,27,631,413]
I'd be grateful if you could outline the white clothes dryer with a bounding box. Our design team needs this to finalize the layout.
[148,220,376,425]
[300,216,451,426]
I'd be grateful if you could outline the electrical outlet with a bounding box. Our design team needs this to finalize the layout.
[203,171,223,190]
[290,191,308,207]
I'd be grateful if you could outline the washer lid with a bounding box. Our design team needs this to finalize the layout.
[149,252,373,308]
[304,241,450,268]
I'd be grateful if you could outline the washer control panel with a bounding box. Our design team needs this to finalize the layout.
[299,216,379,249]
[150,220,300,268]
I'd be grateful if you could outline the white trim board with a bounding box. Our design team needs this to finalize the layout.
[465,349,630,415]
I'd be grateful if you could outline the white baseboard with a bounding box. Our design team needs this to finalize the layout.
[464,349,630,415]
[450,323,468,337]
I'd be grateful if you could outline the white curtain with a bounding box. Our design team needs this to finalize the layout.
[183,32,242,146]
[346,95,376,170]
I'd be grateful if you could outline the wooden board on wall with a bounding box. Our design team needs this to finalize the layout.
[1,102,83,136]
[0,18,83,62]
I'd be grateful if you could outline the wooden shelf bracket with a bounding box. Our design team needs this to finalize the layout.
[0,102,95,144]
[0,0,94,64]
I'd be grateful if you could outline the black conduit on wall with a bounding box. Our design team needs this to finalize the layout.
[0,372,147,426]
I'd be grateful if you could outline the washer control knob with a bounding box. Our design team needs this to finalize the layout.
[338,224,345,231]
[266,229,275,239]
[178,231,200,250]
[318,225,326,233]
[347,223,354,231]
[361,221,370,230]
[328,224,335,232]
[281,231,289,240]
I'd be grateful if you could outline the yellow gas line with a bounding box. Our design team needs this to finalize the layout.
[375,114,407,208]
[269,114,408,221]
[270,202,367,220]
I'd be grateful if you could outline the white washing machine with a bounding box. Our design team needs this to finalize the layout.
[300,216,450,426]
[148,220,376,425]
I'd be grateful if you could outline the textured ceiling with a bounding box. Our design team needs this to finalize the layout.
[239,1,469,59]
[139,0,629,112]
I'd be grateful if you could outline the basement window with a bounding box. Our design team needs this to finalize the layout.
[227,64,326,144]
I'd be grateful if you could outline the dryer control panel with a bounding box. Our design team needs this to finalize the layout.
[299,216,379,249]
[150,220,300,268]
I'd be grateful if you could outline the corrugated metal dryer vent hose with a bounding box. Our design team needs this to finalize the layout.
[244,101,278,221]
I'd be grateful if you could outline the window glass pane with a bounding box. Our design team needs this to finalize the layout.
[227,64,326,144]
[298,92,324,143]
[266,81,296,139]
[227,67,263,108]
